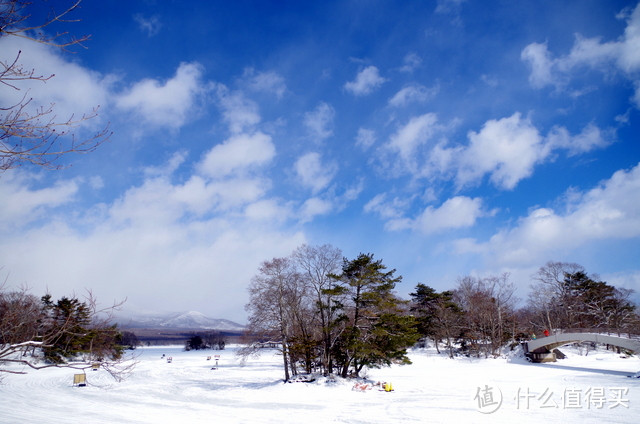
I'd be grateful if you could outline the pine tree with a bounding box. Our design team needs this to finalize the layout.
[330,253,418,377]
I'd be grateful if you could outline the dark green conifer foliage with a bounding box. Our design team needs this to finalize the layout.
[330,253,419,377]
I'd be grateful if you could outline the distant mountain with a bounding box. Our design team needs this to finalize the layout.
[118,311,245,332]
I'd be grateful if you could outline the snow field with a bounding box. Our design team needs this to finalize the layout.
[1,345,639,423]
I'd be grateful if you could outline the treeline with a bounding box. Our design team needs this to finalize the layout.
[243,244,639,381]
[184,332,226,351]
[0,288,130,376]
[412,265,638,358]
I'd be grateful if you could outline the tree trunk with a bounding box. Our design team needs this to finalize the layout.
[281,333,290,382]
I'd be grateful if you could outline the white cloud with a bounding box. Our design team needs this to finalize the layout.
[458,162,640,266]
[304,102,335,141]
[344,66,386,96]
[425,140,461,177]
[197,132,275,179]
[243,68,286,98]
[364,193,408,220]
[381,112,611,190]
[451,115,611,189]
[618,4,640,72]
[387,113,440,165]
[0,172,78,229]
[0,209,305,322]
[294,152,337,193]
[89,176,105,190]
[134,14,162,37]
[605,270,640,295]
[0,143,308,322]
[299,197,333,223]
[521,42,556,88]
[399,53,422,73]
[546,123,612,156]
[435,0,466,14]
[116,62,204,128]
[106,141,275,228]
[521,3,640,105]
[355,128,376,150]
[456,113,549,190]
[388,84,439,107]
[0,37,111,129]
[216,85,261,134]
[386,196,484,234]
[244,199,291,222]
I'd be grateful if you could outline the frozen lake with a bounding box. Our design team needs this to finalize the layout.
[1,344,639,423]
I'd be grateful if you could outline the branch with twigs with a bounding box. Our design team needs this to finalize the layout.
[0,0,112,170]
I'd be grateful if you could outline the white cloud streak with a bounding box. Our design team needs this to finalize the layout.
[375,196,484,235]
[456,162,640,266]
[355,128,376,150]
[0,172,78,230]
[243,68,287,98]
[521,3,640,106]
[304,102,335,142]
[388,84,439,107]
[399,53,422,73]
[387,113,440,163]
[216,85,261,134]
[134,14,162,37]
[344,66,386,96]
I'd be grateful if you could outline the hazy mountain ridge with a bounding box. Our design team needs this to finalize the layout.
[118,310,245,332]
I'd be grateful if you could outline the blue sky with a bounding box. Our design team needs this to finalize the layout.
[1,0,639,322]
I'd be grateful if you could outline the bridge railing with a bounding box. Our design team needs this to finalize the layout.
[552,328,640,340]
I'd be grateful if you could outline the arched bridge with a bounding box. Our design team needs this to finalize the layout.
[524,332,640,362]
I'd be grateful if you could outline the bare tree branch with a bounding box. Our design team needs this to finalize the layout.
[0,0,112,170]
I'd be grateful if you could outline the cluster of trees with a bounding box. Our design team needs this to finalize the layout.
[244,246,639,380]
[411,262,639,359]
[185,332,226,351]
[242,245,419,381]
[411,273,519,358]
[0,287,130,378]
[524,262,638,334]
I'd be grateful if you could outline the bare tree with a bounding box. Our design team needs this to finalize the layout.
[0,287,41,347]
[455,274,517,357]
[242,257,307,381]
[292,243,342,375]
[529,261,585,330]
[1,0,111,170]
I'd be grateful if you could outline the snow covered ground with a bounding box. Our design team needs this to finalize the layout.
[1,344,639,423]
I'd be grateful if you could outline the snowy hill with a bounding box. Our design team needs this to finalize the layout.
[118,311,245,332]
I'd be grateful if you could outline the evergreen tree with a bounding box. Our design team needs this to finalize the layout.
[41,295,93,363]
[185,335,204,351]
[410,284,463,357]
[330,253,418,377]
